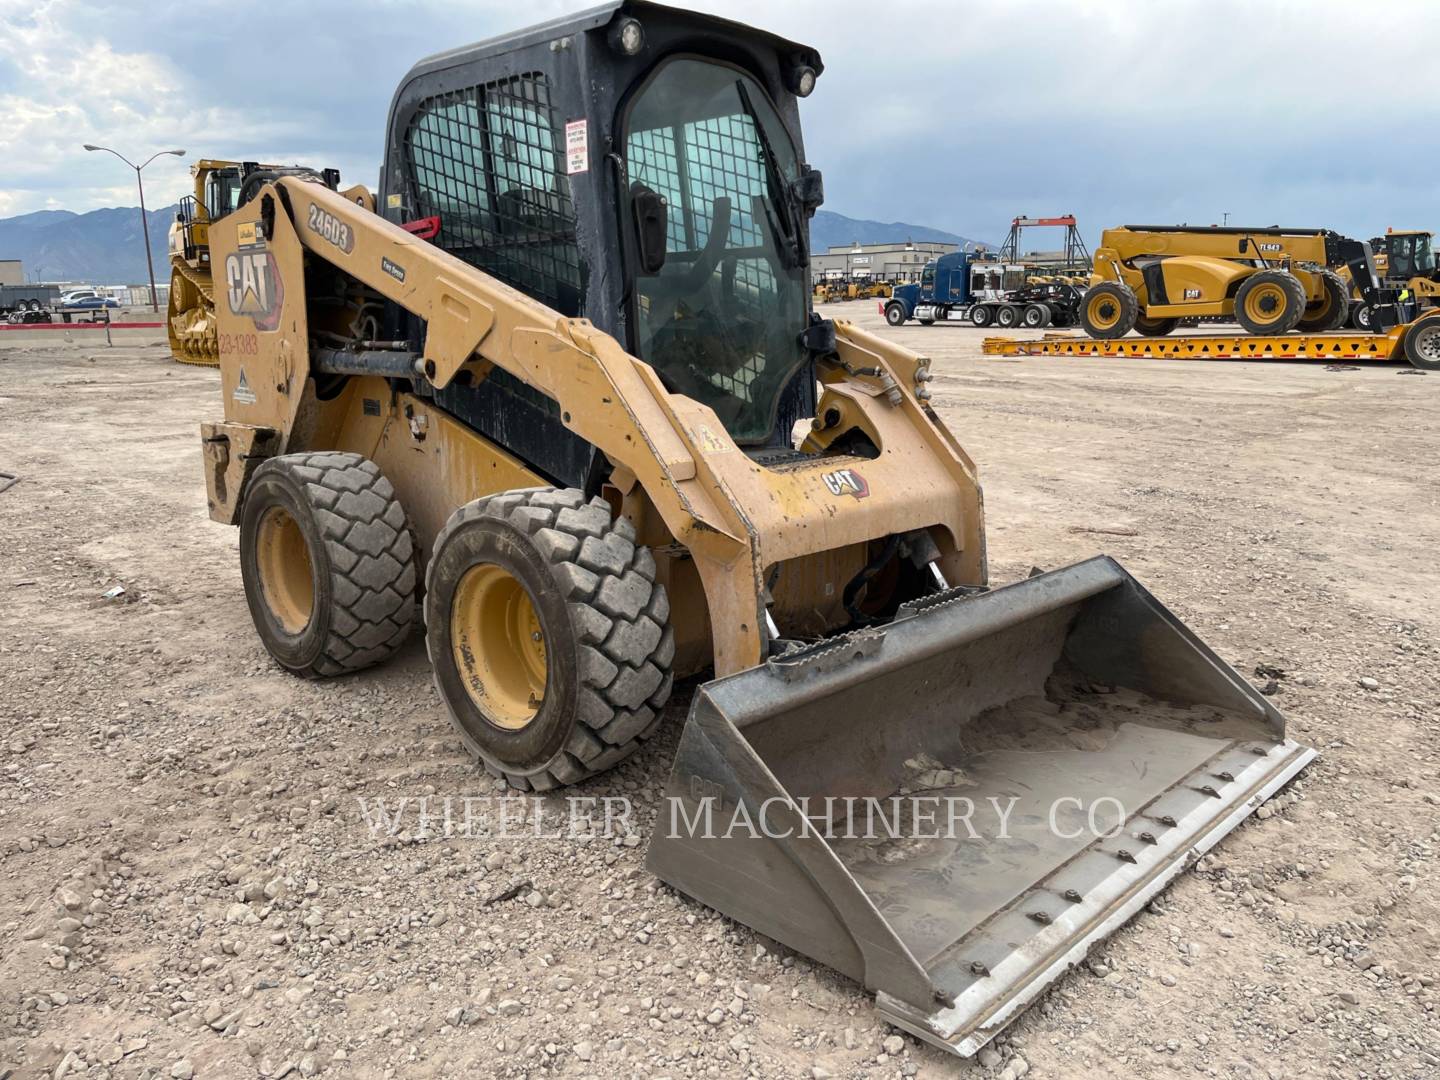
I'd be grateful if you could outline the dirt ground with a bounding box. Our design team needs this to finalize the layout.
[1,311,1437,1080]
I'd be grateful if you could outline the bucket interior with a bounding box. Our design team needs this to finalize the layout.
[735,584,1284,991]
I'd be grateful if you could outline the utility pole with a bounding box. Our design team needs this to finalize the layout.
[82,144,185,312]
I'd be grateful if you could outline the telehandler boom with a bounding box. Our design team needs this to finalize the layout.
[199,1,1314,1056]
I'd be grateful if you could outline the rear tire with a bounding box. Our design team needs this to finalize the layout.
[1134,315,1179,336]
[425,489,674,791]
[240,453,417,678]
[1234,270,1306,335]
[1081,282,1139,339]
[884,303,906,327]
[1403,315,1440,371]
[1021,303,1052,329]
[969,304,992,328]
[995,304,1021,328]
[1350,301,1373,332]
[1297,268,1350,332]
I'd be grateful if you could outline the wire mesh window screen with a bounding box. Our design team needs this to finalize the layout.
[626,112,779,403]
[405,74,583,315]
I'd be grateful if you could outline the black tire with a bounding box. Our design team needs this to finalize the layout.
[1234,269,1306,335]
[1297,268,1351,332]
[1350,302,1373,332]
[1081,282,1139,339]
[240,453,417,678]
[969,304,993,328]
[1134,315,1179,336]
[884,303,907,327]
[425,488,674,791]
[1021,303,1052,329]
[1403,315,1440,371]
[995,304,1021,328]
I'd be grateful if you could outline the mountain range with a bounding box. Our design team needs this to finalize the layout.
[0,205,180,285]
[807,210,984,253]
[0,204,981,285]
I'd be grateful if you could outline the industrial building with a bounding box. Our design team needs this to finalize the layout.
[810,240,969,283]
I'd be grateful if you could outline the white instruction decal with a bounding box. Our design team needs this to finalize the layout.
[233,367,257,405]
[565,119,589,175]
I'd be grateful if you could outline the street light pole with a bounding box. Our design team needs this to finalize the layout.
[82,145,185,313]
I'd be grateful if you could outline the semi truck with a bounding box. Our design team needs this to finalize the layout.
[883,251,1082,328]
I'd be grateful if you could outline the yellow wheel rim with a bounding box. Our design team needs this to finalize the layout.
[451,564,547,730]
[1087,293,1121,330]
[1244,283,1288,326]
[256,506,314,634]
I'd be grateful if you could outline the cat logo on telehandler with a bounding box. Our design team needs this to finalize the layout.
[195,2,1314,1058]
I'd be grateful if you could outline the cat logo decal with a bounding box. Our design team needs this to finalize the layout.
[821,468,869,499]
[224,251,284,332]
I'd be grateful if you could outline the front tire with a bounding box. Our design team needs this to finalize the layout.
[425,489,674,791]
[239,453,417,678]
[884,303,907,327]
[1234,270,1306,335]
[1350,301,1374,332]
[1081,282,1139,339]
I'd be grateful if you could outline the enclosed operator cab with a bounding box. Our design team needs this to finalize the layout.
[379,2,826,473]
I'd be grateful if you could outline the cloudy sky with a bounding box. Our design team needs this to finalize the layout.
[4,0,1440,245]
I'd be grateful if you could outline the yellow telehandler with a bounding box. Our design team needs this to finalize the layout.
[198,2,1313,1056]
[1083,224,1356,338]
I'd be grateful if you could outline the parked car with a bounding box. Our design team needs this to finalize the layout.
[59,290,120,311]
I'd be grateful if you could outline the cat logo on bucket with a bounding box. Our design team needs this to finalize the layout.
[821,468,869,499]
[224,251,284,332]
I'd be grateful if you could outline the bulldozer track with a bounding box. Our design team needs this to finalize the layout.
[169,258,220,367]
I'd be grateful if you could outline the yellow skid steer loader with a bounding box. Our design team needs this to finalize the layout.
[199,2,1313,1056]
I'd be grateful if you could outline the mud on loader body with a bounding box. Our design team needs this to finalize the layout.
[199,1,1314,1056]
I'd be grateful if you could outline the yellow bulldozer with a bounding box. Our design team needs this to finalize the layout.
[1083,224,1357,338]
[168,159,360,364]
[197,2,1313,1057]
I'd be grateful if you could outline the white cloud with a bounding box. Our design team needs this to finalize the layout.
[0,0,313,212]
[4,0,1440,245]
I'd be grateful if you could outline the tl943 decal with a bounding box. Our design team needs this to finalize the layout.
[306,204,354,254]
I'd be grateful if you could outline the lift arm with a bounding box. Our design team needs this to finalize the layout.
[211,177,984,675]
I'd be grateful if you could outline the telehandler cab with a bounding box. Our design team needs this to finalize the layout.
[199,1,1313,1056]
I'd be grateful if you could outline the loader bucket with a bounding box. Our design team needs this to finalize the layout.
[646,556,1314,1057]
